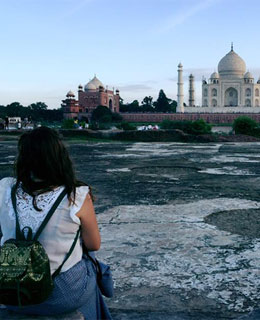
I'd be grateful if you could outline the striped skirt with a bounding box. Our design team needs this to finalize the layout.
[7,255,113,319]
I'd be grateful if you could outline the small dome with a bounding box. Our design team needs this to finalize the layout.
[66,90,75,97]
[84,82,96,90]
[78,84,83,89]
[84,76,104,91]
[178,62,183,68]
[210,72,219,79]
[257,77,260,84]
[218,49,246,78]
[244,71,254,79]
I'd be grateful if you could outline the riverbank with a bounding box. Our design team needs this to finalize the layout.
[1,129,260,143]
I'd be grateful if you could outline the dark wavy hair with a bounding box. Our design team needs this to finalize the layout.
[15,126,88,208]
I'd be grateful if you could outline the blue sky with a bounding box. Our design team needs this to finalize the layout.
[1,0,260,108]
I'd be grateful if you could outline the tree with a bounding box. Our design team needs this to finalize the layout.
[169,100,177,113]
[141,96,154,112]
[232,116,257,135]
[160,119,211,134]
[142,96,153,107]
[91,105,112,123]
[131,100,139,109]
[29,102,48,111]
[189,119,211,135]
[153,90,171,113]
[6,102,25,117]
[119,100,140,113]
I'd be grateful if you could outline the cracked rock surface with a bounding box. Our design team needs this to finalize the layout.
[0,139,260,319]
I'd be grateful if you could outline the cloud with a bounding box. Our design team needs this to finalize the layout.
[156,0,223,34]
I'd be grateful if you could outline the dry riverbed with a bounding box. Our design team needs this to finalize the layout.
[0,139,260,319]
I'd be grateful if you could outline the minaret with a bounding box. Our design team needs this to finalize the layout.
[189,74,195,107]
[177,63,184,113]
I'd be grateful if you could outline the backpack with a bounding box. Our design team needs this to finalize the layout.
[0,186,81,306]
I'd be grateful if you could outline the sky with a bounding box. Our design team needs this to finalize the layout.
[1,0,260,109]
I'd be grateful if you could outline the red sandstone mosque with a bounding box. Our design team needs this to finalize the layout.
[62,76,120,120]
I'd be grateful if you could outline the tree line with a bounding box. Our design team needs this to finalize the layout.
[0,89,178,123]
[0,102,63,121]
[120,89,177,113]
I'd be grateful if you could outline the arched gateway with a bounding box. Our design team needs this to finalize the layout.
[225,87,238,107]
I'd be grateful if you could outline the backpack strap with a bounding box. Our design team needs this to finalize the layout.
[11,185,81,278]
[52,226,81,278]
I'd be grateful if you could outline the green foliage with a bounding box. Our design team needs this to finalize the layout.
[160,119,212,135]
[117,122,137,131]
[111,112,123,122]
[91,106,122,126]
[89,122,99,130]
[232,116,257,135]
[120,100,141,113]
[29,102,48,111]
[62,119,74,129]
[189,119,212,135]
[119,92,177,114]
[154,89,171,112]
[89,122,111,130]
[0,101,63,121]
[142,96,153,107]
[160,120,192,131]
[169,100,177,112]
[91,105,112,123]
[250,127,260,137]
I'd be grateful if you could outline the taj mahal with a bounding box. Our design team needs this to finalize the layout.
[177,44,260,113]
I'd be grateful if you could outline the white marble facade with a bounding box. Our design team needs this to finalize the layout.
[178,45,260,113]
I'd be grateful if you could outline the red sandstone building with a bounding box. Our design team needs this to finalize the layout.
[62,76,120,120]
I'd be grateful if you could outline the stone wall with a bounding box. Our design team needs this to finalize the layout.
[120,112,260,124]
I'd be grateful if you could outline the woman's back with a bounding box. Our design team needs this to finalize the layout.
[0,177,89,274]
[0,127,111,319]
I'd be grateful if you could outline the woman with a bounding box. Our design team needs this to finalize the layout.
[0,127,112,319]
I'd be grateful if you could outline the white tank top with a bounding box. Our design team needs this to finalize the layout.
[0,177,89,274]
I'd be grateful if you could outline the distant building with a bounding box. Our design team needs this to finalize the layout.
[177,44,260,113]
[62,76,120,120]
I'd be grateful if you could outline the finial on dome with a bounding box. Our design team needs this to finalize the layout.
[231,42,233,51]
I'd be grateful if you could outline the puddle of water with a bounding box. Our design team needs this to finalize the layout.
[197,155,259,163]
[107,168,131,172]
[199,167,255,176]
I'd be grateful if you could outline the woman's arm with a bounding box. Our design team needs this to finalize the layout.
[76,193,101,251]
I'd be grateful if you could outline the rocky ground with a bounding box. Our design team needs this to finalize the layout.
[0,138,260,319]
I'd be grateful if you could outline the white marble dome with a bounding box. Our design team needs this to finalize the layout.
[244,71,254,79]
[210,72,219,79]
[84,82,96,91]
[84,76,104,91]
[218,49,246,78]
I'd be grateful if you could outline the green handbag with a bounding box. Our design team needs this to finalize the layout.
[0,186,80,306]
